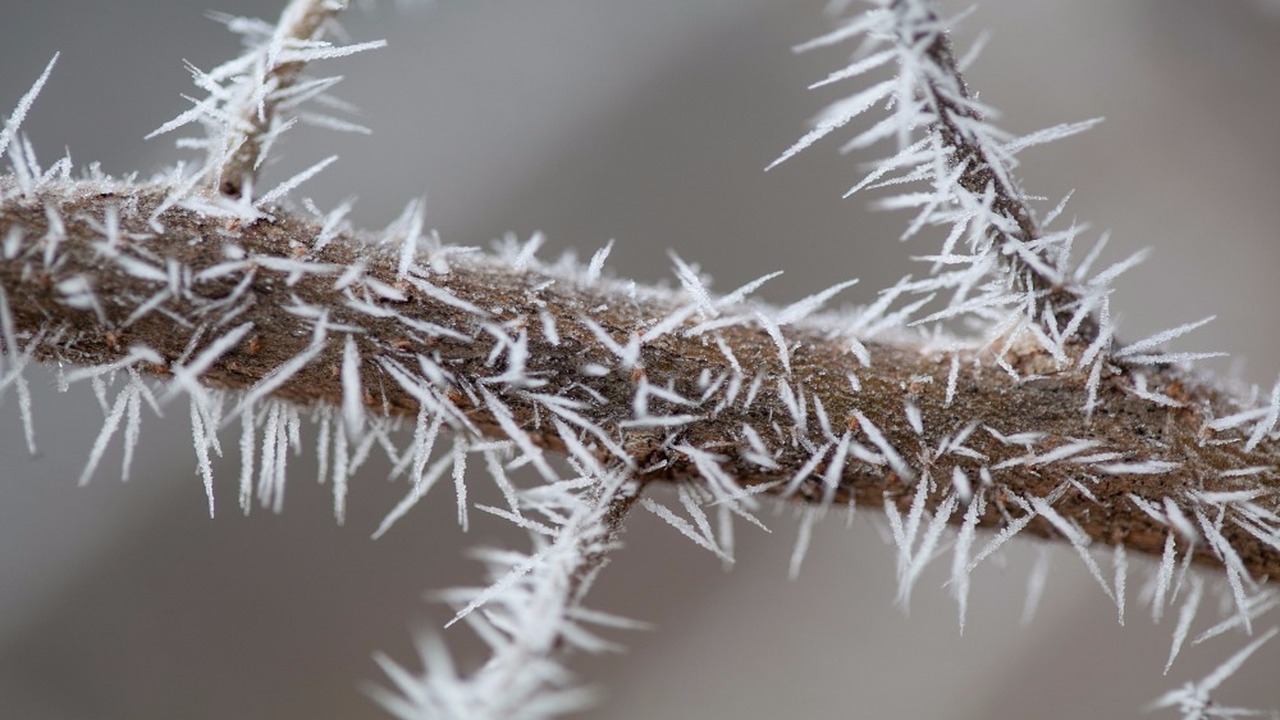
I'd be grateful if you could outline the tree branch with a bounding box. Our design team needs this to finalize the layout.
[216,0,350,197]
[374,472,645,717]
[2,183,1278,583]
[889,0,1100,342]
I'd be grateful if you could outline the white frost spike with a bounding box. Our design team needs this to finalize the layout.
[848,335,871,367]
[1021,545,1051,627]
[887,479,926,579]
[994,438,1100,469]
[3,227,21,260]
[391,198,426,279]
[642,497,730,562]
[1194,593,1280,647]
[808,48,896,90]
[275,38,388,65]
[950,467,972,504]
[1114,315,1215,360]
[776,278,859,325]
[741,424,777,470]
[406,276,490,318]
[1029,496,1114,602]
[765,79,896,171]
[1004,118,1105,155]
[1245,373,1280,452]
[581,318,640,370]
[669,252,716,318]
[1164,497,1200,544]
[78,382,137,486]
[792,8,889,53]
[1165,574,1203,674]
[481,389,557,482]
[0,287,38,453]
[945,354,959,407]
[61,344,164,387]
[783,441,830,497]
[777,378,806,435]
[714,271,784,310]
[257,155,337,207]
[951,490,983,633]
[452,439,468,532]
[986,427,1046,448]
[1095,460,1180,475]
[256,402,287,513]
[789,507,824,580]
[165,322,254,401]
[238,404,255,514]
[374,435,449,539]
[898,493,957,610]
[820,432,852,505]
[584,239,613,286]
[1208,406,1271,433]
[341,335,364,436]
[904,402,923,437]
[510,231,544,269]
[757,312,790,376]
[538,309,561,346]
[1152,532,1177,624]
[641,306,698,345]
[676,483,718,552]
[968,507,1038,575]
[0,53,58,162]
[851,409,912,481]
[1194,507,1255,634]
[190,395,218,517]
[120,372,144,482]
[1113,542,1127,626]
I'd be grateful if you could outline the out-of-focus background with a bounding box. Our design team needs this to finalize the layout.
[1,1,1279,718]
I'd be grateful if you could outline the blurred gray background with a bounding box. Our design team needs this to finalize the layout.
[1,0,1279,718]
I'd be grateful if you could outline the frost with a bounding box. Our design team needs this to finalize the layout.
[78,381,137,486]
[851,409,912,480]
[167,323,254,400]
[0,54,58,163]
[1166,575,1204,674]
[1245,375,1280,452]
[1153,627,1278,718]
[950,489,983,632]
[789,506,824,579]
[1153,532,1177,623]
[1029,496,1113,602]
[1021,545,1051,627]
[257,154,337,206]
[228,317,329,423]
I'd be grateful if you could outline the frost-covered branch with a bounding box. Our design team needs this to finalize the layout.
[772,0,1109,352]
[2,185,1279,588]
[144,0,383,199]
[375,474,645,719]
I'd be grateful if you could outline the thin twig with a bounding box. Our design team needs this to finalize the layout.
[889,0,1099,344]
[217,0,350,197]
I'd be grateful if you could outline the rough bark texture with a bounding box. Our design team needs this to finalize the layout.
[1,184,1278,579]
